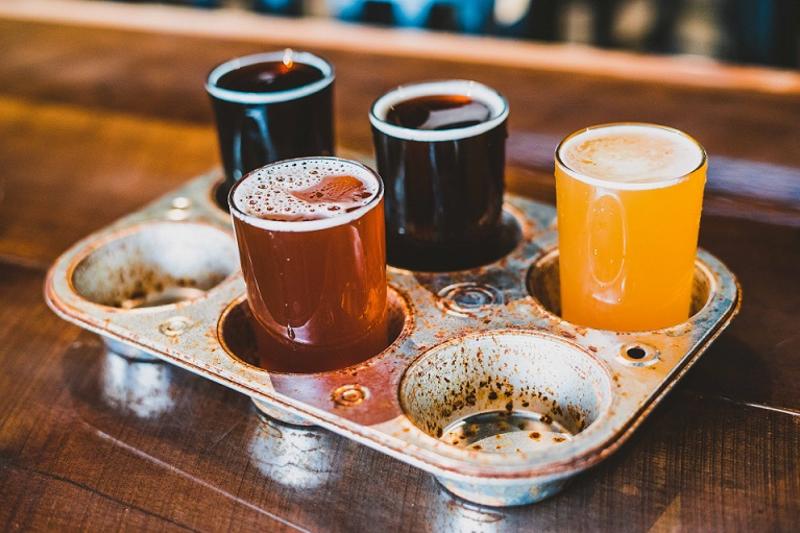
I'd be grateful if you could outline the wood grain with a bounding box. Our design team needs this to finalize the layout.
[0,96,217,265]
[2,19,800,166]
[1,263,798,531]
[0,10,799,531]
[3,0,800,95]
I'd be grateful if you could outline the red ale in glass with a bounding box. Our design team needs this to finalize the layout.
[229,157,388,373]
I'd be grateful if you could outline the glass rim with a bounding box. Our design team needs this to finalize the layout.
[228,156,385,233]
[206,50,335,105]
[555,122,708,191]
[369,79,509,142]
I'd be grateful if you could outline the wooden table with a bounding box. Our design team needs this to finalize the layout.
[1,1,799,531]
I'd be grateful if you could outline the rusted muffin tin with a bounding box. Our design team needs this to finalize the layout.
[45,169,740,506]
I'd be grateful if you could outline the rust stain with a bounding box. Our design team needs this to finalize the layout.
[43,170,742,507]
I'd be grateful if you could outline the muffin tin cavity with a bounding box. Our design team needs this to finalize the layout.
[527,249,713,322]
[218,286,412,374]
[400,330,612,454]
[388,209,523,272]
[70,222,237,309]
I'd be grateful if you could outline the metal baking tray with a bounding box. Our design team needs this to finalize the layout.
[45,168,740,506]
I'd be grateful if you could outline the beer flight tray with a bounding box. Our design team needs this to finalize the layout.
[45,167,740,507]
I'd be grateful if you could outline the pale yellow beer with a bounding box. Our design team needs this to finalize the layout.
[555,123,707,331]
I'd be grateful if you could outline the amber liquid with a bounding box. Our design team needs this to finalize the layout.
[232,176,388,373]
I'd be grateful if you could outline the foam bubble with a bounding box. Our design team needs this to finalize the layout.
[231,158,382,232]
[558,124,704,189]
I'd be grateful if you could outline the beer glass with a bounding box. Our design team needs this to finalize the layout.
[370,80,509,271]
[555,123,707,331]
[207,50,335,202]
[229,157,388,373]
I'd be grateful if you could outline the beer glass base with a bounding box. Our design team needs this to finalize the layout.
[387,211,521,272]
[218,288,411,375]
[527,248,714,331]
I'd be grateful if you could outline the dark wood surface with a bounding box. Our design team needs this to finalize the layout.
[1,8,799,532]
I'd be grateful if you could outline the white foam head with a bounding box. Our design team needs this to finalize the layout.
[369,79,509,142]
[230,157,383,232]
[206,50,334,105]
[557,123,705,190]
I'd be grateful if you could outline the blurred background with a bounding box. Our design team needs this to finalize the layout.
[102,0,798,67]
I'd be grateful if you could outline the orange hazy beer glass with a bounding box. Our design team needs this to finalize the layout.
[555,123,707,331]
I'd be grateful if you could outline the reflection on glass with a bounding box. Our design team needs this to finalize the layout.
[248,416,338,489]
[101,351,175,419]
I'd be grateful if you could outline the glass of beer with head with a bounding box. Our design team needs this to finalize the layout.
[207,50,335,201]
[229,157,388,373]
[555,123,707,331]
[370,80,509,271]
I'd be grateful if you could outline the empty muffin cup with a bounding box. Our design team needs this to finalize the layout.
[400,330,612,504]
[70,221,238,359]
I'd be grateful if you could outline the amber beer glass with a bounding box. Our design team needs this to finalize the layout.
[555,123,707,331]
[370,80,509,271]
[229,158,388,373]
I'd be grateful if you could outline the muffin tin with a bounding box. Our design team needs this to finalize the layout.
[45,168,740,506]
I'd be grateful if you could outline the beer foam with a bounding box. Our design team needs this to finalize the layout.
[231,158,382,232]
[558,124,705,190]
[370,80,508,142]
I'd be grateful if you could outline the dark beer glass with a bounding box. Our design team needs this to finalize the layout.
[229,157,388,373]
[370,80,509,271]
[207,50,335,203]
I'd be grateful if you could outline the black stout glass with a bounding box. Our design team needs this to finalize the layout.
[370,80,510,271]
[206,50,335,205]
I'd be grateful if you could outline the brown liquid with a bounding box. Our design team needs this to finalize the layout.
[208,56,334,204]
[232,167,388,373]
[373,92,508,271]
[216,60,325,93]
[385,94,492,130]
